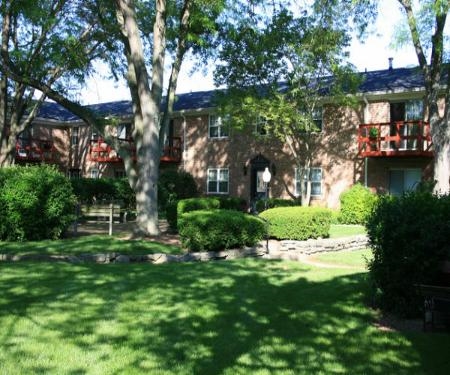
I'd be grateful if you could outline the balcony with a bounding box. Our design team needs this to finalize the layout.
[89,137,182,163]
[358,121,433,158]
[15,138,55,162]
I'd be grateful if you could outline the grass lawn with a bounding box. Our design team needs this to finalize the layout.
[1,251,449,374]
[314,248,373,268]
[0,235,182,256]
[328,224,366,238]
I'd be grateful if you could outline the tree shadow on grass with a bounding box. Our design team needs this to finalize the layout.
[0,260,449,374]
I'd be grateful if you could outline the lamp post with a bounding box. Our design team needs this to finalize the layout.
[262,166,272,210]
[262,167,272,254]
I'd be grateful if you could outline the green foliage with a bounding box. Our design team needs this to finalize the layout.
[168,196,247,231]
[255,198,301,213]
[158,169,198,211]
[70,178,135,209]
[259,206,332,240]
[0,165,76,241]
[366,192,450,317]
[339,183,378,225]
[178,209,266,252]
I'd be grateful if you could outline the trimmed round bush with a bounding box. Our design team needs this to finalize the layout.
[178,209,266,252]
[366,192,450,317]
[169,196,248,231]
[0,165,76,241]
[259,206,332,240]
[339,183,378,224]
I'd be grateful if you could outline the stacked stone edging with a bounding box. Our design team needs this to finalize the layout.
[0,235,369,264]
[278,234,369,254]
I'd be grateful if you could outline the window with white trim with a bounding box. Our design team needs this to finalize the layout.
[295,167,322,197]
[255,116,269,136]
[90,169,99,179]
[312,107,323,131]
[71,127,79,146]
[208,115,229,139]
[207,168,229,194]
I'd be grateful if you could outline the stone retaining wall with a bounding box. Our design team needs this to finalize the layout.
[0,235,369,264]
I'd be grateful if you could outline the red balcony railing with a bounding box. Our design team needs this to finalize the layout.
[15,138,55,162]
[89,137,182,163]
[358,121,433,157]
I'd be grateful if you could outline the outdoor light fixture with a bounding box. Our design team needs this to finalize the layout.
[262,166,271,210]
[262,166,272,254]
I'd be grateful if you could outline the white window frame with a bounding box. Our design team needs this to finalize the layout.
[312,106,323,132]
[255,116,269,136]
[71,127,79,146]
[295,167,323,197]
[207,168,229,194]
[208,115,229,139]
[90,168,99,179]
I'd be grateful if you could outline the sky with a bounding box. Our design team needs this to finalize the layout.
[80,0,419,105]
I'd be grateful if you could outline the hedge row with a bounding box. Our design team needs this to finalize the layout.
[259,206,332,240]
[0,165,76,241]
[178,209,266,252]
[167,196,246,231]
[367,192,450,317]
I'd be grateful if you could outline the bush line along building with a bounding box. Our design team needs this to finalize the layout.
[16,64,442,209]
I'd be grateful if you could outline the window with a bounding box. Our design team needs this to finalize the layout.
[208,115,229,139]
[389,169,421,196]
[295,167,322,197]
[90,169,99,179]
[117,123,129,140]
[405,100,423,121]
[71,127,79,146]
[115,170,126,178]
[312,107,323,131]
[68,168,81,179]
[255,116,269,136]
[207,168,229,194]
[91,130,99,141]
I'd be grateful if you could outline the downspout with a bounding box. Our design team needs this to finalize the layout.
[182,114,186,171]
[363,95,369,188]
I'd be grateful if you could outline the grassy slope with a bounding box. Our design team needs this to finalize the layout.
[1,254,449,374]
[0,235,182,256]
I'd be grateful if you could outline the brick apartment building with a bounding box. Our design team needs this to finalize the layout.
[15,65,439,209]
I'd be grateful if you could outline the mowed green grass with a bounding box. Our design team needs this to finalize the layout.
[328,224,367,238]
[1,253,449,374]
[0,235,182,256]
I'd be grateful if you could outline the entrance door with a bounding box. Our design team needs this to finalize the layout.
[249,154,270,201]
[389,169,421,196]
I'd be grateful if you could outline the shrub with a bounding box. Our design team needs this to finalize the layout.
[158,169,198,211]
[0,165,76,241]
[255,198,300,213]
[366,192,450,317]
[168,196,248,231]
[178,209,266,252]
[70,177,135,209]
[259,206,332,240]
[339,183,378,225]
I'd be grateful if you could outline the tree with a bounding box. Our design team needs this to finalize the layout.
[214,4,361,205]
[395,0,450,194]
[1,0,228,236]
[0,0,110,167]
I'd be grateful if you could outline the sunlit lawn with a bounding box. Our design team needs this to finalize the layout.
[314,248,373,268]
[328,224,366,238]
[0,235,182,256]
[1,251,449,374]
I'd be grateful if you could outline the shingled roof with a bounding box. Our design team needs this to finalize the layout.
[36,65,431,123]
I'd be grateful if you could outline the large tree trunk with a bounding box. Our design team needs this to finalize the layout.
[116,0,166,235]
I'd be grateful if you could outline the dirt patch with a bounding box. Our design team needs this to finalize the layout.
[70,220,181,247]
